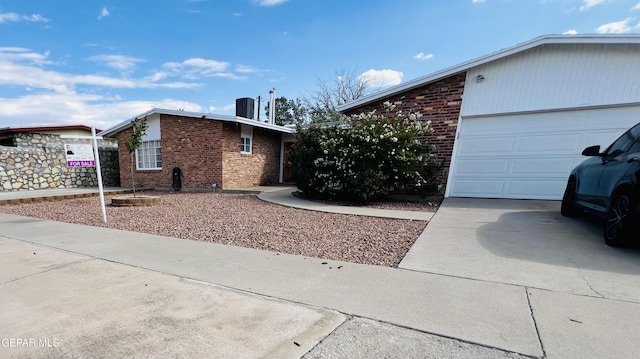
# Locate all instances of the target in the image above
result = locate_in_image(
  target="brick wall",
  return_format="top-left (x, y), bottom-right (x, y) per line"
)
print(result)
top-left (222, 123), bottom-right (281, 188)
top-left (343, 72), bottom-right (466, 193)
top-left (116, 115), bottom-right (281, 190)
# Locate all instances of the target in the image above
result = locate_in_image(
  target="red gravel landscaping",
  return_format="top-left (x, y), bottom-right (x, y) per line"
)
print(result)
top-left (0, 192), bottom-right (430, 267)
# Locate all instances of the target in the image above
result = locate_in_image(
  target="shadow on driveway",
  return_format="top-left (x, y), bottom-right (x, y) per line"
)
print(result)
top-left (476, 208), bottom-right (640, 275)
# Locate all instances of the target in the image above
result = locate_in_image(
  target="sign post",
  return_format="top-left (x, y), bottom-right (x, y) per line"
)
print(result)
top-left (61, 127), bottom-right (107, 223)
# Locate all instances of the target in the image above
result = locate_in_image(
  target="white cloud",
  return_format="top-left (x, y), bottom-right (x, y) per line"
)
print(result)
top-left (359, 69), bottom-right (403, 88)
top-left (414, 52), bottom-right (434, 61)
top-left (563, 29), bottom-right (578, 35)
top-left (146, 71), bottom-right (170, 82)
top-left (0, 11), bottom-right (50, 23)
top-left (580, 0), bottom-right (610, 11)
top-left (88, 54), bottom-right (145, 72)
top-left (0, 48), bottom-right (254, 127)
top-left (596, 18), bottom-right (636, 33)
top-left (634, 2), bottom-right (640, 10)
top-left (235, 64), bottom-right (261, 73)
top-left (0, 47), bottom-right (53, 66)
top-left (472, 0), bottom-right (486, 3)
top-left (251, 0), bottom-right (289, 6)
top-left (162, 58), bottom-right (247, 80)
top-left (98, 7), bottom-right (110, 20)
top-left (0, 48), bottom-right (201, 93)
top-left (182, 58), bottom-right (228, 71)
top-left (0, 93), bottom-right (202, 128)
top-left (208, 103), bottom-right (236, 114)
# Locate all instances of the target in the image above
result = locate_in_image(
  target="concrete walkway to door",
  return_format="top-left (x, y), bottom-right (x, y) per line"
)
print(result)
top-left (257, 186), bottom-right (434, 221)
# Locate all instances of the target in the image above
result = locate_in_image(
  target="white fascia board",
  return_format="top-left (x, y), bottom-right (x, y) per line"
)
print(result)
top-left (100, 108), bottom-right (157, 137)
top-left (100, 108), bottom-right (295, 137)
top-left (337, 34), bottom-right (640, 112)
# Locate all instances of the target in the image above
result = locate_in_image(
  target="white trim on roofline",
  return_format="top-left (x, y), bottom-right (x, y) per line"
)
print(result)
top-left (336, 34), bottom-right (640, 112)
top-left (100, 108), bottom-right (295, 138)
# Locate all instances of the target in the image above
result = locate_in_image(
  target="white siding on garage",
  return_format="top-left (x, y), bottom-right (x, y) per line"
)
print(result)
top-left (461, 44), bottom-right (640, 116)
top-left (446, 41), bottom-right (640, 200)
top-left (448, 106), bottom-right (640, 199)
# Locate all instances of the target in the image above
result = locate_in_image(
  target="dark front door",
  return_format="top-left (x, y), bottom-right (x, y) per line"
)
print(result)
top-left (283, 142), bottom-right (295, 183)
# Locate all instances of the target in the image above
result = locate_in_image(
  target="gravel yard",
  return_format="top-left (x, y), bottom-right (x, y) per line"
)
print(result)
top-left (0, 192), bottom-right (430, 267)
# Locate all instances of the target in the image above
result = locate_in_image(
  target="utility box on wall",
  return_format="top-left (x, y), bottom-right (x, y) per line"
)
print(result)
top-left (235, 98), bottom-right (255, 119)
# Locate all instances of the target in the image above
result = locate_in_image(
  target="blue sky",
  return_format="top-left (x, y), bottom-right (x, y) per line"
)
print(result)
top-left (1, 0), bottom-right (639, 129)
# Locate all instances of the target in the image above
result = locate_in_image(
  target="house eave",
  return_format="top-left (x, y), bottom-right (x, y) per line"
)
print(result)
top-left (0, 125), bottom-right (100, 135)
top-left (100, 108), bottom-right (296, 138)
top-left (337, 34), bottom-right (640, 112)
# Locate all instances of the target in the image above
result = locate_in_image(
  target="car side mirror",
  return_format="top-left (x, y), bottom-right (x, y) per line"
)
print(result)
top-left (581, 145), bottom-right (602, 156)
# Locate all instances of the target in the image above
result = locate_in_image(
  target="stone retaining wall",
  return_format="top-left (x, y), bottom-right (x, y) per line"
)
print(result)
top-left (0, 145), bottom-right (120, 191)
top-left (11, 132), bottom-right (118, 148)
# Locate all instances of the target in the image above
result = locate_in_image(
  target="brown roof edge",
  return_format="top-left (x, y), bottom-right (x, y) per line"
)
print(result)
top-left (0, 125), bottom-right (102, 135)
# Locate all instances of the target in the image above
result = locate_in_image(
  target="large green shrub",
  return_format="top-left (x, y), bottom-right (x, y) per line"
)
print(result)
top-left (288, 102), bottom-right (438, 203)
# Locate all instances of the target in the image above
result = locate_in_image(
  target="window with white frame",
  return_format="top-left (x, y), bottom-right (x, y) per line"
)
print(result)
top-left (240, 125), bottom-right (253, 154)
top-left (136, 140), bottom-right (162, 170)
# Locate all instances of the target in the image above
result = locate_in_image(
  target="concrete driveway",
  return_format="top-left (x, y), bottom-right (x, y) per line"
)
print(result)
top-left (400, 198), bottom-right (640, 302)
top-left (400, 198), bottom-right (640, 358)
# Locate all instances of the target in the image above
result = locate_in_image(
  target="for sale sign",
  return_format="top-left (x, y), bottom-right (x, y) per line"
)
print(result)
top-left (64, 143), bottom-right (95, 167)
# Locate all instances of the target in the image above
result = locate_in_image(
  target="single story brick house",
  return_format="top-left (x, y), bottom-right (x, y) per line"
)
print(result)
top-left (338, 34), bottom-right (640, 200)
top-left (100, 109), bottom-right (295, 190)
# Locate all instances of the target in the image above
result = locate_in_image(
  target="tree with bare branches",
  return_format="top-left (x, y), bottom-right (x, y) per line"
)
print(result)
top-left (304, 69), bottom-right (371, 123)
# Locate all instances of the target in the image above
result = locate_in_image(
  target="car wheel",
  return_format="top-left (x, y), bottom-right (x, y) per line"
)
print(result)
top-left (604, 191), bottom-right (635, 246)
top-left (561, 178), bottom-right (577, 217)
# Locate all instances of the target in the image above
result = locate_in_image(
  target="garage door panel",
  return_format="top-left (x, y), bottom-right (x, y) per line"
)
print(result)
top-left (510, 157), bottom-right (576, 176)
top-left (583, 108), bottom-right (640, 129)
top-left (453, 158), bottom-right (510, 176)
top-left (457, 137), bottom-right (514, 155)
top-left (459, 117), bottom-right (518, 136)
top-left (516, 134), bottom-right (582, 154)
top-left (449, 106), bottom-right (640, 199)
top-left (506, 179), bottom-right (566, 199)
top-left (449, 179), bottom-right (505, 197)
top-left (518, 115), bottom-right (585, 132)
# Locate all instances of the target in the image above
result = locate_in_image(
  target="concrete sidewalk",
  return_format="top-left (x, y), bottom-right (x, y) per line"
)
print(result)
top-left (1, 237), bottom-right (345, 359)
top-left (1, 213), bottom-right (539, 358)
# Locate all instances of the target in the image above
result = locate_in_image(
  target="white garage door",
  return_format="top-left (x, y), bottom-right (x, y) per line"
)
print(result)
top-left (448, 106), bottom-right (640, 200)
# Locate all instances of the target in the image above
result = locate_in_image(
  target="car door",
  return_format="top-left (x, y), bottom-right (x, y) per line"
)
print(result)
top-left (577, 124), bottom-right (640, 211)
top-left (596, 124), bottom-right (640, 205)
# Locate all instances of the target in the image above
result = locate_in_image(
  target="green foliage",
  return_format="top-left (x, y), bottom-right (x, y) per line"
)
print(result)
top-left (306, 105), bottom-right (344, 125)
top-left (288, 103), bottom-right (439, 203)
top-left (265, 97), bottom-right (308, 126)
top-left (124, 116), bottom-right (148, 196)
top-left (124, 116), bottom-right (149, 153)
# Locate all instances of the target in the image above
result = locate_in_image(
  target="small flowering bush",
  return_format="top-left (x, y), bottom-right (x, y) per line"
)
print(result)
top-left (288, 102), bottom-right (439, 203)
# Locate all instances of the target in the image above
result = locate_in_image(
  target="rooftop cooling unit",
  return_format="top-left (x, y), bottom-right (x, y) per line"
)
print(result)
top-left (235, 98), bottom-right (255, 119)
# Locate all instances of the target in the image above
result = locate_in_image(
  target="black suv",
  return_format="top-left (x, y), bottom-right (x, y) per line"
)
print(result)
top-left (561, 122), bottom-right (640, 246)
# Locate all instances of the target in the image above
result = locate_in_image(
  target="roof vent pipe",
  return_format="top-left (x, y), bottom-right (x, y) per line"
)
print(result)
top-left (268, 88), bottom-right (276, 125)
